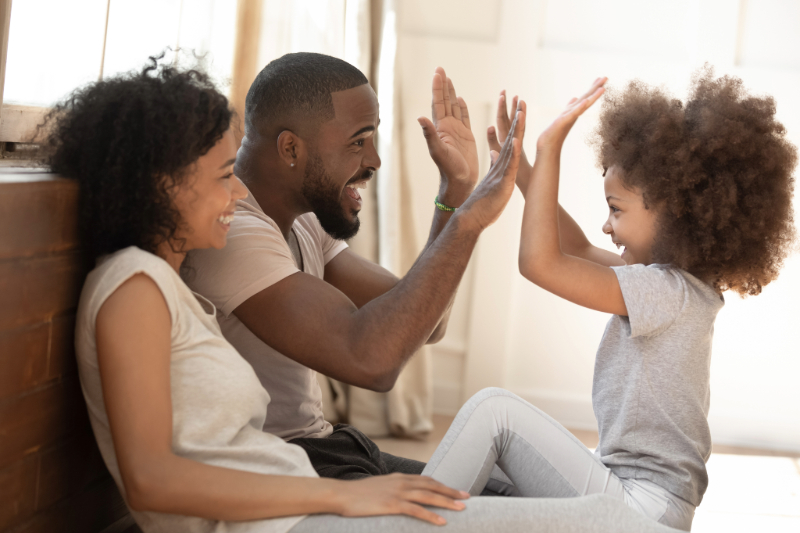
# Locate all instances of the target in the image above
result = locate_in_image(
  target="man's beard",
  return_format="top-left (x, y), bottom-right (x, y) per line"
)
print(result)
top-left (301, 152), bottom-right (365, 241)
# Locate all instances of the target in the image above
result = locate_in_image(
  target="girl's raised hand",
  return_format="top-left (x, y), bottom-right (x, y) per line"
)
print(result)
top-left (334, 473), bottom-right (469, 526)
top-left (537, 77), bottom-right (606, 151)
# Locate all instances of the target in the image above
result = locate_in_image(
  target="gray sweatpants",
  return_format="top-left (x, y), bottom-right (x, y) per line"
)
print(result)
top-left (289, 388), bottom-right (692, 532)
top-left (421, 388), bottom-right (695, 531)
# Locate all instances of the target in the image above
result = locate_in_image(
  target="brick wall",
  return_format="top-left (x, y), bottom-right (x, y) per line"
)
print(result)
top-left (0, 170), bottom-right (133, 533)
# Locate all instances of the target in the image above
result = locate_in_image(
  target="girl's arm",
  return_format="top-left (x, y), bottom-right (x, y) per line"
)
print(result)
top-left (488, 92), bottom-right (624, 268)
top-left (516, 79), bottom-right (628, 316)
top-left (95, 274), bottom-right (467, 525)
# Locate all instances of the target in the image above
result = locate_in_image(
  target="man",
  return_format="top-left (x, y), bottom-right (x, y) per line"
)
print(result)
top-left (187, 52), bottom-right (524, 480)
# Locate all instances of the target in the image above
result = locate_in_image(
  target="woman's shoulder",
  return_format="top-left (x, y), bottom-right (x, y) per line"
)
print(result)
top-left (80, 247), bottom-right (180, 323)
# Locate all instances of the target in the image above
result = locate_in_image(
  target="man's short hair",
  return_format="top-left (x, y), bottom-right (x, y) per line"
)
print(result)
top-left (245, 52), bottom-right (369, 135)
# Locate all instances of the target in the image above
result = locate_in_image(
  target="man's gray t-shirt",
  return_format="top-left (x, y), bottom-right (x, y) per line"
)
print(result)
top-left (593, 264), bottom-right (724, 507)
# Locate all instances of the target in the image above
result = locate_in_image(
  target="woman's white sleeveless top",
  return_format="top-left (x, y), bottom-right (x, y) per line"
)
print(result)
top-left (75, 246), bottom-right (318, 533)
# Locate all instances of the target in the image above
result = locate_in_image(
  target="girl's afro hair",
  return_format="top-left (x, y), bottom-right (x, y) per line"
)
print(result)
top-left (591, 66), bottom-right (797, 296)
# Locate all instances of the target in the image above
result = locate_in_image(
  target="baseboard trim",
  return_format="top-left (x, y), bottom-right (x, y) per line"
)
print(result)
top-left (507, 387), bottom-right (800, 454)
top-left (432, 382), bottom-right (462, 416)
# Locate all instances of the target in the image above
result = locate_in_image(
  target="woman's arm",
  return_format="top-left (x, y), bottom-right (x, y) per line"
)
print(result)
top-left (516, 79), bottom-right (628, 316)
top-left (95, 274), bottom-right (467, 525)
top-left (488, 92), bottom-right (624, 267)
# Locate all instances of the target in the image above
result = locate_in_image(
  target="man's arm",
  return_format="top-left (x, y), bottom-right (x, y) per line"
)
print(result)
top-left (234, 108), bottom-right (526, 392)
top-left (323, 66), bottom-right (480, 344)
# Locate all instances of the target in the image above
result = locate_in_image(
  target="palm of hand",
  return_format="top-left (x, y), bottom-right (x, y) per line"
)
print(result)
top-left (435, 115), bottom-right (479, 185)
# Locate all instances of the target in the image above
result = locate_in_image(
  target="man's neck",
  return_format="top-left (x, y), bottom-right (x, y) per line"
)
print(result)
top-left (238, 137), bottom-right (308, 241)
top-left (248, 179), bottom-right (307, 241)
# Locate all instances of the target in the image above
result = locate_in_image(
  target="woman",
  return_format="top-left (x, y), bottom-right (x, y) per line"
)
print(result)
top-left (48, 58), bottom-right (680, 533)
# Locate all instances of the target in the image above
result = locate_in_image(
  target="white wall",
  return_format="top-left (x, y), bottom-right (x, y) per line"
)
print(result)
top-left (397, 0), bottom-right (800, 452)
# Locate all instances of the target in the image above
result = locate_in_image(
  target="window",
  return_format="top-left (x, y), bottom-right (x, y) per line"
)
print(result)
top-left (0, 0), bottom-right (237, 158)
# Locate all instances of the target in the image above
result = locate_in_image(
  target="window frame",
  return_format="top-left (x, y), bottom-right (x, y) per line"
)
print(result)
top-left (0, 0), bottom-right (112, 148)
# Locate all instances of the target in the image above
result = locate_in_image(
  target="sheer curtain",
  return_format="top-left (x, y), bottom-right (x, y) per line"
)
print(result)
top-left (232, 0), bottom-right (432, 438)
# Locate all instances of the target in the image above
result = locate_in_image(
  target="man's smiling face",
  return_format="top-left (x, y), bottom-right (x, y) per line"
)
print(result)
top-left (301, 83), bottom-right (381, 240)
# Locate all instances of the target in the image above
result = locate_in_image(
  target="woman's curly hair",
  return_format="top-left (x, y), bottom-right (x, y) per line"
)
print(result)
top-left (40, 55), bottom-right (232, 260)
top-left (591, 67), bottom-right (797, 296)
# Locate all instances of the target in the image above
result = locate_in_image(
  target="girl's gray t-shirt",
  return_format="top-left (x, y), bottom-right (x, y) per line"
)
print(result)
top-left (593, 264), bottom-right (724, 507)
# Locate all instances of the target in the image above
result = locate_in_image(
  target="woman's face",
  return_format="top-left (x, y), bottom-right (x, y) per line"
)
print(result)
top-left (171, 129), bottom-right (247, 251)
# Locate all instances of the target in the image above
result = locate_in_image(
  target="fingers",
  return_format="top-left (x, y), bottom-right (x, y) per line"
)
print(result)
top-left (399, 502), bottom-right (448, 526)
top-left (503, 137), bottom-right (522, 179)
top-left (437, 67), bottom-right (453, 117)
top-left (502, 102), bottom-right (525, 154)
top-left (566, 77), bottom-right (607, 112)
top-left (417, 116), bottom-right (446, 159)
top-left (397, 476), bottom-right (467, 526)
top-left (565, 86), bottom-right (605, 120)
top-left (416, 476), bottom-right (470, 500)
top-left (458, 96), bottom-right (471, 129)
top-left (431, 70), bottom-right (446, 121)
top-left (579, 77), bottom-right (607, 101)
top-left (490, 105), bottom-right (525, 178)
top-left (495, 91), bottom-right (510, 140)
top-left (448, 78), bottom-right (461, 121)
top-left (512, 100), bottom-right (527, 142)
top-left (487, 126), bottom-right (502, 152)
top-left (489, 148), bottom-right (500, 166)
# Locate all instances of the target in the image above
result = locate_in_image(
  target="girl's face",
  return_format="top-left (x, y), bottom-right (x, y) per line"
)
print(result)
top-left (602, 166), bottom-right (658, 265)
top-left (171, 129), bottom-right (248, 252)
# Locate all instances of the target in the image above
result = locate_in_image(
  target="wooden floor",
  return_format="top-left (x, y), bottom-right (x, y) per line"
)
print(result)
top-left (373, 414), bottom-right (800, 533)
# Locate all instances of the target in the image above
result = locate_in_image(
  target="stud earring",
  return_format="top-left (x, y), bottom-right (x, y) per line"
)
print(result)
top-left (290, 163), bottom-right (295, 167)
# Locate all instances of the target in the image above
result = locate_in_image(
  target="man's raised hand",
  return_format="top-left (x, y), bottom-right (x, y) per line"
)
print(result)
top-left (417, 67), bottom-right (480, 208)
top-left (457, 100), bottom-right (526, 233)
top-left (488, 92), bottom-right (533, 191)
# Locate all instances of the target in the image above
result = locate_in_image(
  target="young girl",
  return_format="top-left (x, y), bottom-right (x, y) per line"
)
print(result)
top-left (437, 69), bottom-right (796, 530)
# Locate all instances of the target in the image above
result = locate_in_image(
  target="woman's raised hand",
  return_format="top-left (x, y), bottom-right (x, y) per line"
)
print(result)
top-left (334, 473), bottom-right (469, 526)
top-left (537, 77), bottom-right (606, 151)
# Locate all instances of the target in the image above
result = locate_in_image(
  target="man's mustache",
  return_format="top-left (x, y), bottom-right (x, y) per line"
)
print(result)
top-left (347, 169), bottom-right (374, 185)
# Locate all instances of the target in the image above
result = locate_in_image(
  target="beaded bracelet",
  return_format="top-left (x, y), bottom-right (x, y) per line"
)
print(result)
top-left (434, 196), bottom-right (457, 212)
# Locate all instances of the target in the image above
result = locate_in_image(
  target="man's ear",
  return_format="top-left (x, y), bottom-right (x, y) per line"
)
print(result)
top-left (276, 130), bottom-right (306, 170)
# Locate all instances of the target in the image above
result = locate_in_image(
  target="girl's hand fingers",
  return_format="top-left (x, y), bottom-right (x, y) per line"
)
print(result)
top-left (514, 101), bottom-right (527, 139)
top-left (399, 502), bottom-right (448, 526)
top-left (577, 77), bottom-right (607, 102)
top-left (567, 87), bottom-right (605, 118)
top-left (489, 149), bottom-right (500, 167)
top-left (496, 91), bottom-right (510, 140)
top-left (487, 126), bottom-right (503, 152)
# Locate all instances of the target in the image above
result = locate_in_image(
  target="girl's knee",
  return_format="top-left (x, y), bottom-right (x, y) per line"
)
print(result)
top-left (463, 388), bottom-right (532, 419)
top-left (470, 387), bottom-right (523, 403)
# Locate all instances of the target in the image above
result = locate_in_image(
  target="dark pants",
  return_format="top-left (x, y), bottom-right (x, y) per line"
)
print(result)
top-left (291, 424), bottom-right (426, 480)
top-left (291, 424), bottom-right (507, 496)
